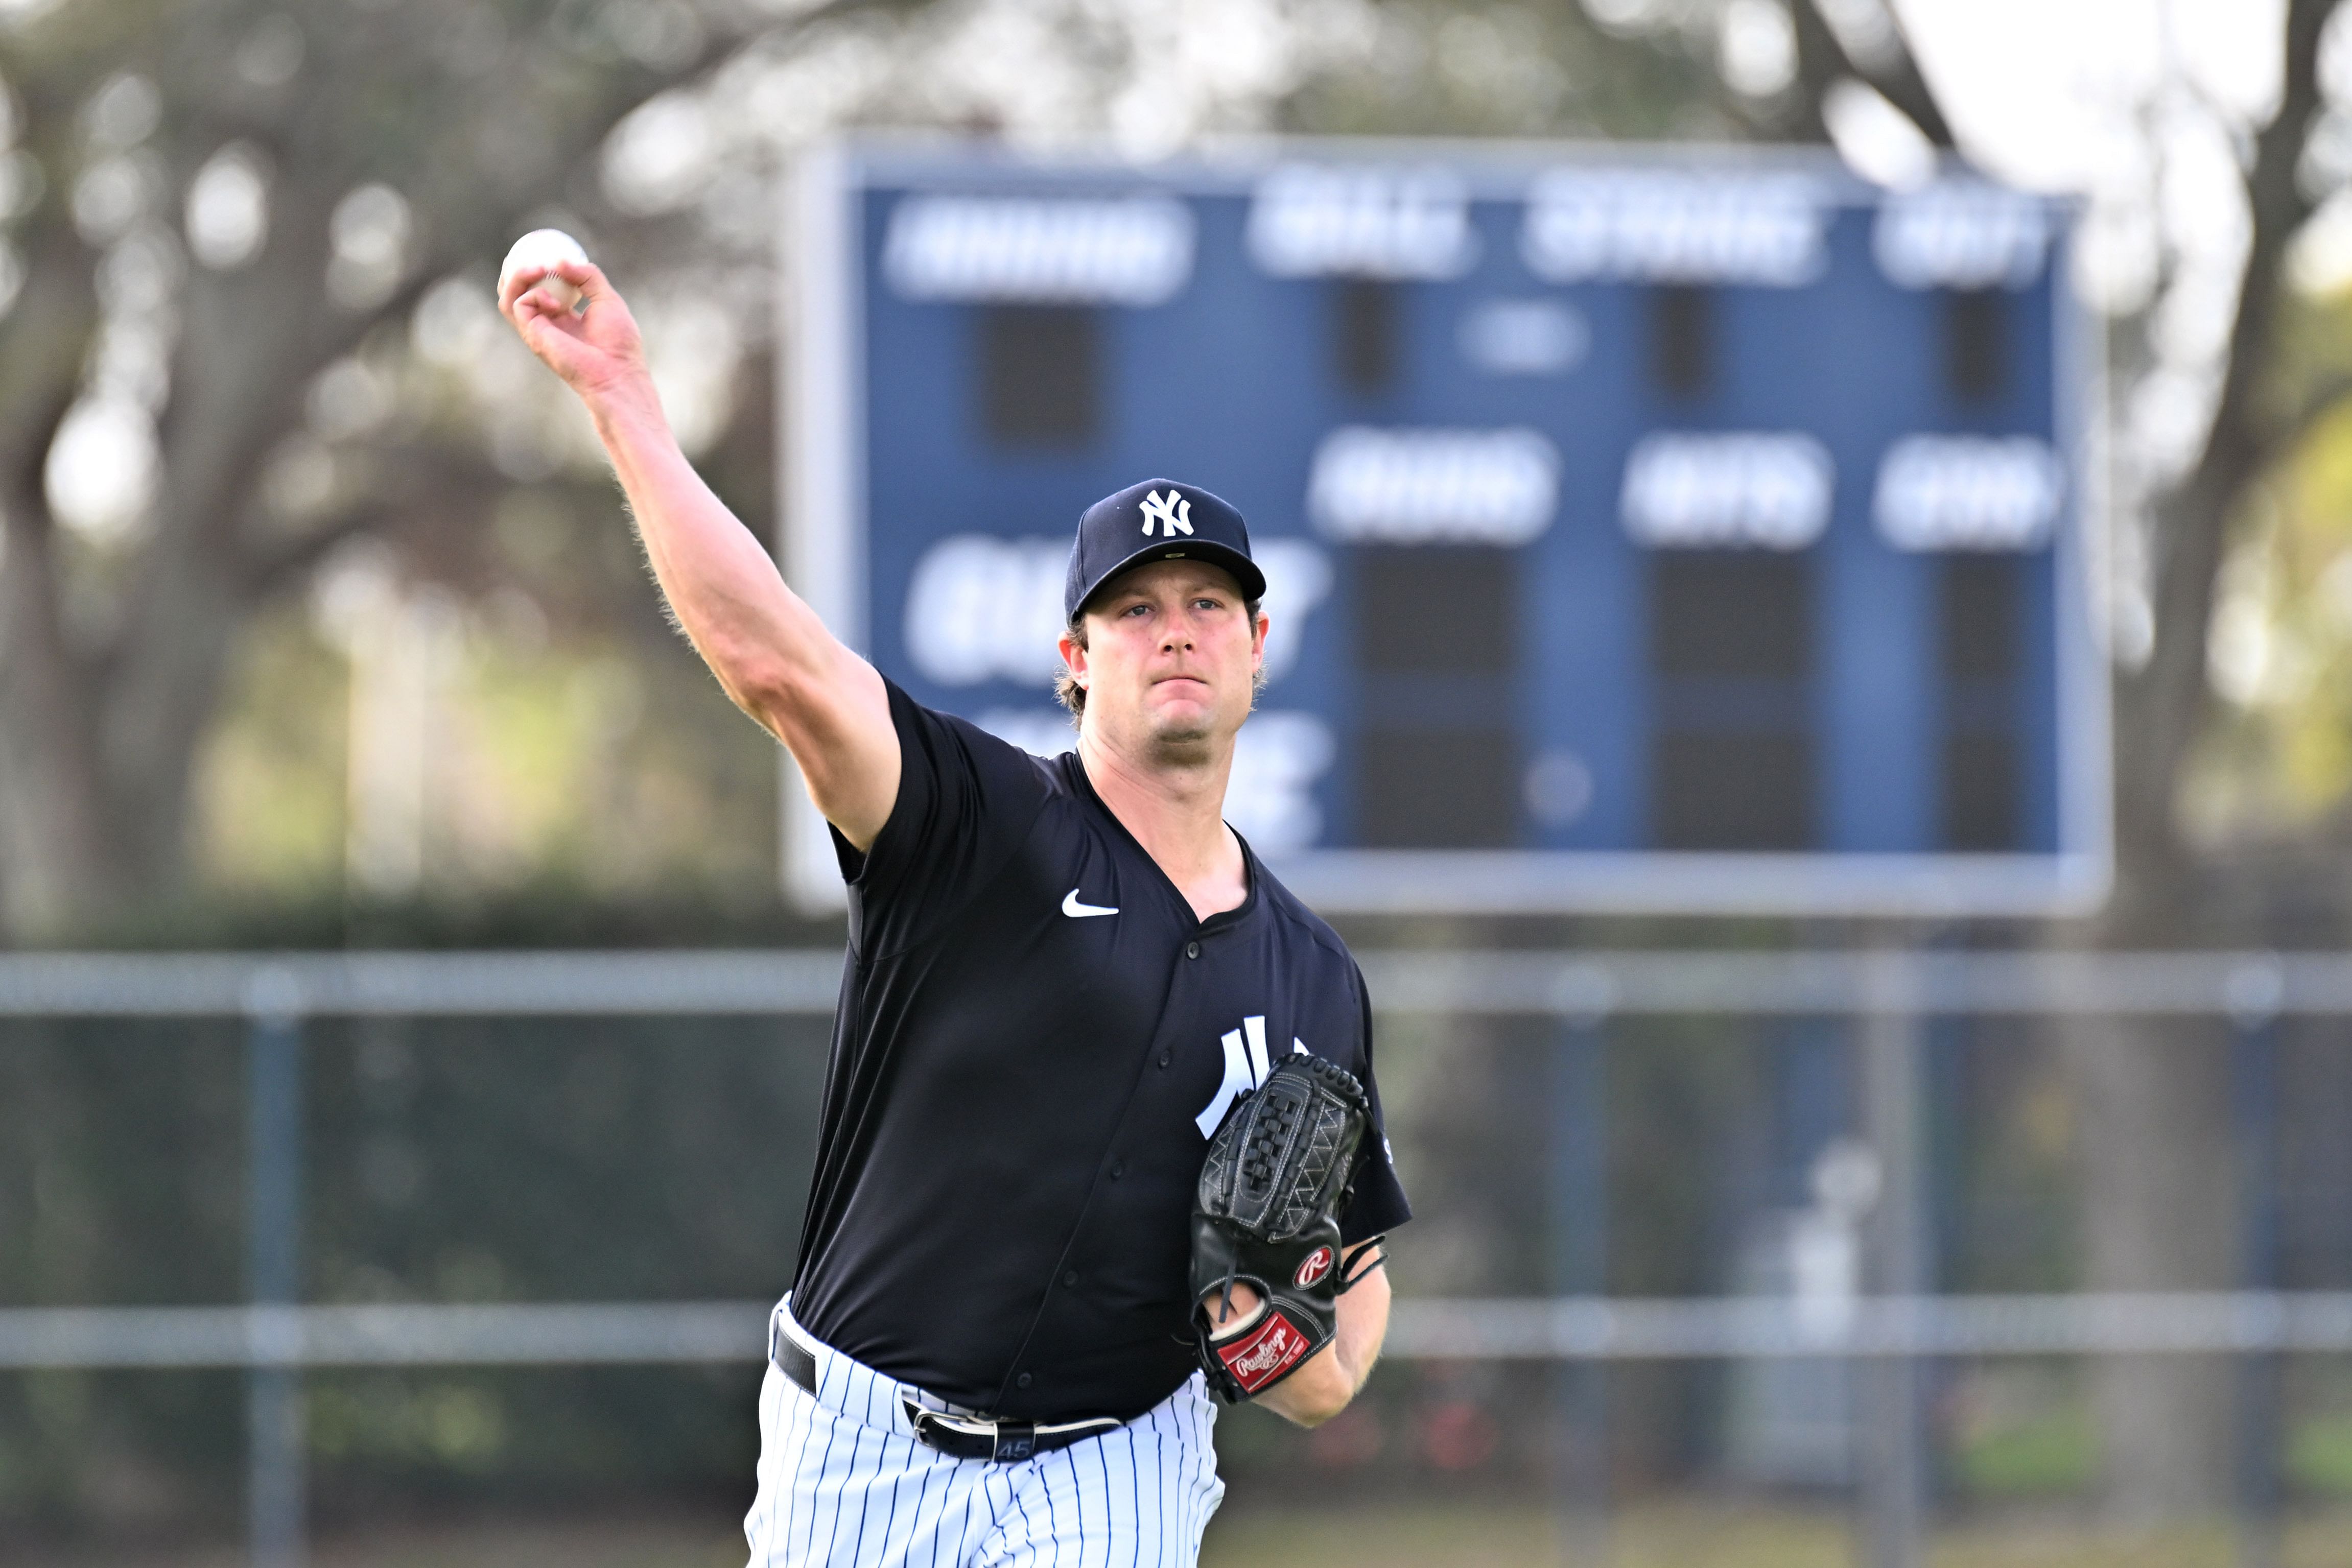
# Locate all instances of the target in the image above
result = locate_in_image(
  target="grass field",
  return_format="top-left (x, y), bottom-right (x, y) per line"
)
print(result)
top-left (15, 1502), bottom-right (2352, 1568)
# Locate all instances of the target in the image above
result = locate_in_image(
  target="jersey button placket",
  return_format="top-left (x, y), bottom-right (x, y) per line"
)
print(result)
top-left (1016, 1372), bottom-right (1032, 1389)
top-left (1185, 940), bottom-right (1200, 959)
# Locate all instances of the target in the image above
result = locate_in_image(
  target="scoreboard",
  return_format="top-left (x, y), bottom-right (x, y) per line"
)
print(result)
top-left (782, 138), bottom-right (2108, 916)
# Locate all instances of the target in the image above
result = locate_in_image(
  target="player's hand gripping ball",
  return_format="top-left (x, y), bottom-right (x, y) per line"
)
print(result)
top-left (1190, 1054), bottom-right (1373, 1403)
top-left (497, 229), bottom-right (646, 402)
top-left (500, 228), bottom-right (589, 313)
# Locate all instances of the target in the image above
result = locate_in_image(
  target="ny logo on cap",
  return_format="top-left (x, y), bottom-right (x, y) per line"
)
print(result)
top-left (1139, 489), bottom-right (1193, 538)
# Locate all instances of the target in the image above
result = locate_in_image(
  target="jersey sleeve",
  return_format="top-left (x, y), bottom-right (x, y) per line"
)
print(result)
top-left (1339, 963), bottom-right (1412, 1244)
top-left (833, 680), bottom-right (1052, 960)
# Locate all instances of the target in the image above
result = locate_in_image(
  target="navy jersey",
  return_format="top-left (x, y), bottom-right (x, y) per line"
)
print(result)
top-left (789, 681), bottom-right (1412, 1421)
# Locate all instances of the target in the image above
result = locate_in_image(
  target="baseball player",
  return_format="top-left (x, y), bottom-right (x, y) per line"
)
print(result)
top-left (503, 253), bottom-right (1410, 1566)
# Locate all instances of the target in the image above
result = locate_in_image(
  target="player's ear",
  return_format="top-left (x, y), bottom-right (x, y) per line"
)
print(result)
top-left (1059, 624), bottom-right (1089, 687)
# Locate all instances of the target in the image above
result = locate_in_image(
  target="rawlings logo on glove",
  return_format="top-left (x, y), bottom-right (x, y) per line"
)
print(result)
top-left (1216, 1314), bottom-right (1309, 1390)
top-left (1189, 1053), bottom-right (1373, 1403)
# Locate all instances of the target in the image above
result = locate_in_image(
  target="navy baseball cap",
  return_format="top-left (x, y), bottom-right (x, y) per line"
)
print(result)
top-left (1063, 478), bottom-right (1267, 622)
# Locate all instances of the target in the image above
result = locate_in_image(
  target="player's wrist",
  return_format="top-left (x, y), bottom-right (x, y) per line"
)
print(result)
top-left (584, 377), bottom-right (684, 477)
top-left (581, 365), bottom-right (666, 433)
top-left (1254, 1339), bottom-right (1354, 1426)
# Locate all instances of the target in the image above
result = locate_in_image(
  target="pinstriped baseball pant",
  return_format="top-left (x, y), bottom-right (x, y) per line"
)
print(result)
top-left (745, 1298), bottom-right (1226, 1568)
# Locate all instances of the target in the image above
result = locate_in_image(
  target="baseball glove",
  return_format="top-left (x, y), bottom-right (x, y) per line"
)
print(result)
top-left (1189, 1053), bottom-right (1378, 1403)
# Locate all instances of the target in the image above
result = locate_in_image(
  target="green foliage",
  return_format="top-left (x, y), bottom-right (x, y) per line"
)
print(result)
top-left (1282, 0), bottom-right (1733, 140)
top-left (1953, 1395), bottom-right (2098, 1498)
top-left (2288, 1412), bottom-right (2352, 1496)
top-left (2177, 288), bottom-right (2352, 850)
top-left (1942, 1023), bottom-right (2081, 1295)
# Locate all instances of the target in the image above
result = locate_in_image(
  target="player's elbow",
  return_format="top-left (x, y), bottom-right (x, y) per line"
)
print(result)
top-left (677, 616), bottom-right (788, 714)
top-left (723, 656), bottom-right (808, 735)
top-left (714, 639), bottom-right (841, 741)
top-left (1284, 1388), bottom-right (1353, 1429)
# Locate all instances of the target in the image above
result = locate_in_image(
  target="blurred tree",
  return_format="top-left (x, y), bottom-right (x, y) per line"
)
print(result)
top-left (2038, 0), bottom-right (2337, 1527)
top-left (1838, 0), bottom-right (2337, 1526)
top-left (0, 0), bottom-right (1658, 936)
top-left (1851, 0), bottom-right (2338, 1527)
top-left (1438, 0), bottom-right (2346, 1524)
top-left (0, 0), bottom-right (919, 939)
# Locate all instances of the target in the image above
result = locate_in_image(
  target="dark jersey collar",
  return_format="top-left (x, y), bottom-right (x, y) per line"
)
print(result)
top-left (1055, 748), bottom-right (1260, 935)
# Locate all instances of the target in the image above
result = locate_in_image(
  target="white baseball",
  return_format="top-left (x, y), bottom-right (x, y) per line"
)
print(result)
top-left (501, 228), bottom-right (590, 313)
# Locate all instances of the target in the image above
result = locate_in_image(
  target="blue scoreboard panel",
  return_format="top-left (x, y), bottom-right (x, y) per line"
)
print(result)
top-left (783, 139), bottom-right (2108, 915)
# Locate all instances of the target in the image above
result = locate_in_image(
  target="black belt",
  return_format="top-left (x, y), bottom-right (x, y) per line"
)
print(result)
top-left (771, 1328), bottom-right (1124, 1464)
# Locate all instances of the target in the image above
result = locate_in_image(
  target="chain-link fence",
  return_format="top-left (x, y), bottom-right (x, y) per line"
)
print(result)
top-left (6, 949), bottom-right (2350, 1567)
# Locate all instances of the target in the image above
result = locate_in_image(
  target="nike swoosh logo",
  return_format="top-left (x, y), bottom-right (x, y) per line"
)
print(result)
top-left (1062, 888), bottom-right (1118, 918)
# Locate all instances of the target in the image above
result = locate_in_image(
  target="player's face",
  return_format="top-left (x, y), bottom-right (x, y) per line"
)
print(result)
top-left (1063, 561), bottom-right (1267, 759)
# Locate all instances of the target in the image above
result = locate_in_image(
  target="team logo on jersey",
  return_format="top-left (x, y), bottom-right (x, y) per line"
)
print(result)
top-left (1294, 1246), bottom-right (1334, 1288)
top-left (1139, 489), bottom-right (1193, 537)
top-left (1195, 1016), bottom-right (1312, 1136)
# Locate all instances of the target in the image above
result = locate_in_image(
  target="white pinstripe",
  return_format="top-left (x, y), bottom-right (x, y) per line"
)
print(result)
top-left (745, 1298), bottom-right (1224, 1568)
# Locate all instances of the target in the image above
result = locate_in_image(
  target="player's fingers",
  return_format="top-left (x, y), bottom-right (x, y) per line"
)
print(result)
top-left (564, 265), bottom-right (647, 358)
top-left (508, 294), bottom-right (596, 378)
top-left (503, 261), bottom-right (638, 387)
top-left (546, 257), bottom-right (610, 316)
top-left (571, 264), bottom-right (638, 341)
top-left (1203, 1280), bottom-right (1264, 1328)
top-left (501, 260), bottom-right (594, 320)
top-left (507, 284), bottom-right (571, 339)
top-left (498, 265), bottom-right (553, 319)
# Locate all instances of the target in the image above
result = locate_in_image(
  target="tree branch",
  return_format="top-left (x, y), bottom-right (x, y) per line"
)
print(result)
top-left (1775, 0), bottom-right (1842, 142)
top-left (1822, 0), bottom-right (1956, 148)
top-left (1792, 0), bottom-right (1957, 150)
top-left (238, 432), bottom-right (517, 597)
top-left (2119, 0), bottom-right (2337, 883)
top-left (1734, 1), bottom-right (1957, 153)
